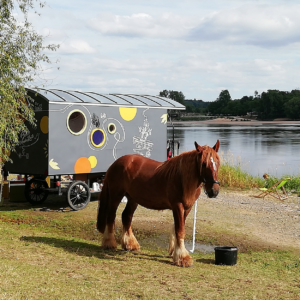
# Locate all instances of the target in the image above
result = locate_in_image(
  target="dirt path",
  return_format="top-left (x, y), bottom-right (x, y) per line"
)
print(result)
top-left (129, 189), bottom-right (300, 253)
top-left (191, 190), bottom-right (300, 252)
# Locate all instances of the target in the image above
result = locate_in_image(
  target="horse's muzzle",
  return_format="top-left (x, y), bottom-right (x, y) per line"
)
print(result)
top-left (204, 180), bottom-right (220, 198)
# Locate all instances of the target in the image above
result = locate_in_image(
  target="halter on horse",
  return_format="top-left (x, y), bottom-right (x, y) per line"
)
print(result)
top-left (97, 140), bottom-right (220, 267)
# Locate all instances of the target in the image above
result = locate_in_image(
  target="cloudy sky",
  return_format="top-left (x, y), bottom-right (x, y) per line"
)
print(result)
top-left (27, 0), bottom-right (300, 101)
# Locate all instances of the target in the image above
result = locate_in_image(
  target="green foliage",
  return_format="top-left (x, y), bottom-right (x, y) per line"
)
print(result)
top-left (284, 96), bottom-right (300, 119)
top-left (161, 88), bottom-right (300, 119)
top-left (218, 153), bottom-right (264, 189)
top-left (218, 153), bottom-right (300, 192)
top-left (264, 175), bottom-right (300, 193)
top-left (259, 90), bottom-right (287, 119)
top-left (287, 176), bottom-right (300, 192)
top-left (0, 0), bottom-right (58, 164)
top-left (184, 99), bottom-right (209, 113)
top-left (159, 89), bottom-right (185, 105)
top-left (208, 89), bottom-right (300, 119)
top-left (208, 90), bottom-right (232, 115)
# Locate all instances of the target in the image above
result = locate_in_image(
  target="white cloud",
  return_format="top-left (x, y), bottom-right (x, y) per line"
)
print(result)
top-left (189, 4), bottom-right (300, 47)
top-left (88, 12), bottom-right (195, 38)
top-left (58, 40), bottom-right (96, 54)
top-left (29, 0), bottom-right (300, 100)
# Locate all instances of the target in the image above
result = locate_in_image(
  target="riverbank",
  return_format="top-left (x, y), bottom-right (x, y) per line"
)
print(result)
top-left (168, 118), bottom-right (300, 126)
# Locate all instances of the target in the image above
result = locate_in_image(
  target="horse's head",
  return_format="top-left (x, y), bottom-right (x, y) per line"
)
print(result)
top-left (195, 140), bottom-right (220, 198)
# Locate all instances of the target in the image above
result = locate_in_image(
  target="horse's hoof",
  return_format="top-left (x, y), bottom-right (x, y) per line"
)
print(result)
top-left (121, 231), bottom-right (140, 251)
top-left (174, 255), bottom-right (193, 267)
top-left (121, 241), bottom-right (140, 251)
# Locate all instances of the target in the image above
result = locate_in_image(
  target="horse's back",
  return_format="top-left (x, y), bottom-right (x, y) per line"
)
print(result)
top-left (104, 154), bottom-right (172, 209)
top-left (106, 154), bottom-right (161, 184)
top-left (109, 154), bottom-right (158, 170)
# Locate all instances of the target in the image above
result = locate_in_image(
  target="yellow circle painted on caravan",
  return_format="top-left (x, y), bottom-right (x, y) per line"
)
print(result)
top-left (88, 156), bottom-right (97, 168)
top-left (40, 116), bottom-right (48, 134)
top-left (119, 107), bottom-right (137, 121)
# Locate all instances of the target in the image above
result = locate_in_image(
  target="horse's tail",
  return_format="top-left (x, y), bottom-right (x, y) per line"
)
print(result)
top-left (97, 180), bottom-right (109, 234)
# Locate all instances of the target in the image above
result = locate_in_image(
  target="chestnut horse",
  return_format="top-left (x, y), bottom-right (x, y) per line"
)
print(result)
top-left (97, 140), bottom-right (220, 267)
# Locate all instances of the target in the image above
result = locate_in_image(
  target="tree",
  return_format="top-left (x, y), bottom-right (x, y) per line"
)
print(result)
top-left (217, 90), bottom-right (231, 106)
top-left (159, 89), bottom-right (169, 98)
top-left (208, 90), bottom-right (232, 115)
top-left (284, 97), bottom-right (300, 119)
top-left (254, 90), bottom-right (260, 98)
top-left (259, 90), bottom-right (286, 119)
top-left (0, 0), bottom-right (58, 166)
top-left (159, 90), bottom-right (185, 105)
top-left (185, 103), bottom-right (194, 113)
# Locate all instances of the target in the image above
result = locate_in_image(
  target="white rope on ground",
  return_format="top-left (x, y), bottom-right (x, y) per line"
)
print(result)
top-left (189, 199), bottom-right (198, 253)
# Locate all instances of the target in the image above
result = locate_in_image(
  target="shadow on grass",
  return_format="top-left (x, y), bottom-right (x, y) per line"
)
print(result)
top-left (0, 202), bottom-right (68, 212)
top-left (20, 236), bottom-right (173, 265)
top-left (196, 258), bottom-right (215, 265)
top-left (0, 197), bottom-right (99, 212)
top-left (130, 251), bottom-right (174, 265)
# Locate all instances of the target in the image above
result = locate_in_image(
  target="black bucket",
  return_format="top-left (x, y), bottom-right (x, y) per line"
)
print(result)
top-left (214, 246), bottom-right (238, 265)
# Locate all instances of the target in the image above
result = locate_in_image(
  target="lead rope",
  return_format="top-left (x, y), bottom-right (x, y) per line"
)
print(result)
top-left (190, 198), bottom-right (198, 253)
top-left (190, 179), bottom-right (220, 252)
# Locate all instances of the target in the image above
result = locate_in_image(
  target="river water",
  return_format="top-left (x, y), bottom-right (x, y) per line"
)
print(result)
top-left (167, 124), bottom-right (300, 178)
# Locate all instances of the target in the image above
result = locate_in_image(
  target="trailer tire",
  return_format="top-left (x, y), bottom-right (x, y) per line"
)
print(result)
top-left (24, 178), bottom-right (49, 205)
top-left (67, 181), bottom-right (91, 211)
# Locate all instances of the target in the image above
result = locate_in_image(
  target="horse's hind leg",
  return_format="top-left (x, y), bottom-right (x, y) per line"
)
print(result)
top-left (171, 203), bottom-right (193, 267)
top-left (121, 198), bottom-right (140, 251)
top-left (102, 194), bottom-right (123, 250)
top-left (168, 225), bottom-right (176, 256)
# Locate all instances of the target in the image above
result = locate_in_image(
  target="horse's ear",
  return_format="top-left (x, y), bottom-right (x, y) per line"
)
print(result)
top-left (213, 140), bottom-right (220, 153)
top-left (194, 141), bottom-right (203, 152)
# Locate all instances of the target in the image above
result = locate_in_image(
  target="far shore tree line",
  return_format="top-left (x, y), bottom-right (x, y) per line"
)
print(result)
top-left (160, 89), bottom-right (300, 120)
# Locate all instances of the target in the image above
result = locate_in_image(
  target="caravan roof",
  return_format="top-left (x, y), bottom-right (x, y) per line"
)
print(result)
top-left (27, 88), bottom-right (185, 110)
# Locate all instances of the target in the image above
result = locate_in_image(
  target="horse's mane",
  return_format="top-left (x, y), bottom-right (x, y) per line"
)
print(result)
top-left (156, 146), bottom-right (219, 200)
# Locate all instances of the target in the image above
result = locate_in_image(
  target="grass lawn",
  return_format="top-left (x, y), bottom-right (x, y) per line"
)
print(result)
top-left (0, 197), bottom-right (299, 299)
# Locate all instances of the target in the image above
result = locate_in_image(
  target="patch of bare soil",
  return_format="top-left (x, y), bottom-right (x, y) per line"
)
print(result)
top-left (123, 190), bottom-right (300, 253)
top-left (194, 190), bottom-right (300, 252)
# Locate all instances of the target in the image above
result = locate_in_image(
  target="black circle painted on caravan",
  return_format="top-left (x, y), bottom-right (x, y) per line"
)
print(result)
top-left (108, 123), bottom-right (116, 134)
top-left (67, 110), bottom-right (87, 135)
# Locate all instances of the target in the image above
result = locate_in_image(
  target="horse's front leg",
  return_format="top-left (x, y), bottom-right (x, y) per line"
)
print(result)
top-left (171, 203), bottom-right (193, 267)
top-left (121, 199), bottom-right (140, 251)
top-left (168, 207), bottom-right (192, 256)
top-left (169, 188), bottom-right (200, 255)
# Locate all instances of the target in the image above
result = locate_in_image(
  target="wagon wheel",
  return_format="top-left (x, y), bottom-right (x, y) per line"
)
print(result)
top-left (67, 180), bottom-right (91, 211)
top-left (24, 178), bottom-right (49, 205)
